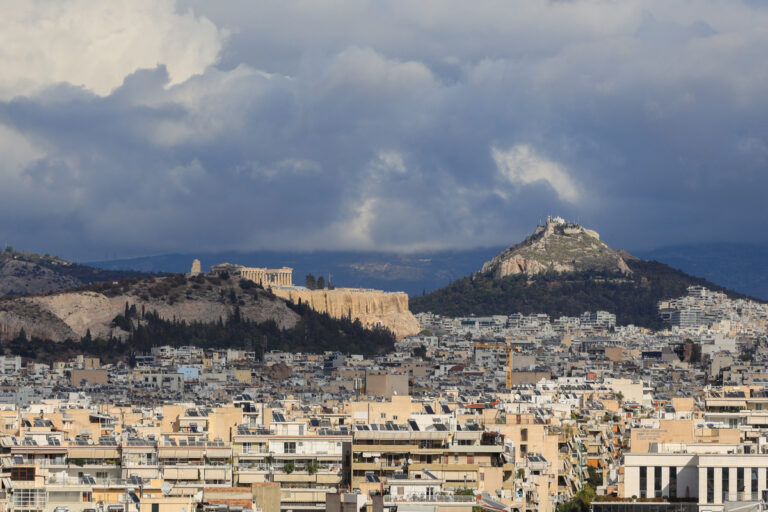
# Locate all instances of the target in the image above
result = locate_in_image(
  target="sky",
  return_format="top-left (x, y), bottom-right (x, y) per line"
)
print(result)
top-left (1, 0), bottom-right (768, 261)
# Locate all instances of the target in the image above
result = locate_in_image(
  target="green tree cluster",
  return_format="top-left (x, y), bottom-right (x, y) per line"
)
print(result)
top-left (411, 260), bottom-right (748, 329)
top-left (305, 273), bottom-right (329, 290)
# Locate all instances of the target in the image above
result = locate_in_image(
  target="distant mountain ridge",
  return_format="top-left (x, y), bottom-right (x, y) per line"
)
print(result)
top-left (0, 248), bottom-right (149, 297)
top-left (85, 248), bottom-right (504, 296)
top-left (638, 242), bottom-right (768, 301)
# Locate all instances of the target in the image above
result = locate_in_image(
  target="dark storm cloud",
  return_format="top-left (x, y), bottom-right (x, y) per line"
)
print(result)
top-left (1, 0), bottom-right (767, 259)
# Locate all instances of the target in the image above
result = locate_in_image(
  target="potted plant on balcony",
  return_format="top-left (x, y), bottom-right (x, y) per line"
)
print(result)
top-left (284, 462), bottom-right (295, 474)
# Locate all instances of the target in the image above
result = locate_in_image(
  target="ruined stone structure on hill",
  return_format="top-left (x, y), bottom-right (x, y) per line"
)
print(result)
top-left (210, 263), bottom-right (293, 286)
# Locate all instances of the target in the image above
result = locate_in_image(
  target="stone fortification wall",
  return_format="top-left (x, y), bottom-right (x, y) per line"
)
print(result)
top-left (272, 287), bottom-right (420, 339)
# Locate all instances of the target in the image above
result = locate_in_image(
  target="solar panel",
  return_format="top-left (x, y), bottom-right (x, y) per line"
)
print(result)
top-left (409, 420), bottom-right (420, 431)
top-left (80, 475), bottom-right (96, 484)
top-left (441, 405), bottom-right (451, 414)
top-left (424, 405), bottom-right (435, 414)
top-left (127, 475), bottom-right (144, 486)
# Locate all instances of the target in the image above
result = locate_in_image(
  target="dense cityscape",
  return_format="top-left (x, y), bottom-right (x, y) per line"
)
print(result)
top-left (0, 264), bottom-right (766, 512)
top-left (3, 2), bottom-right (768, 512)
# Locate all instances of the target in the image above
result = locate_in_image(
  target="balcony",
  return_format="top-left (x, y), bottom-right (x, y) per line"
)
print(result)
top-left (384, 494), bottom-right (475, 503)
top-left (46, 475), bottom-right (141, 487)
top-left (352, 444), bottom-right (418, 453)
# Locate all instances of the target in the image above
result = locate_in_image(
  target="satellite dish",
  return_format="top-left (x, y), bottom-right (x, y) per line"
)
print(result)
top-left (161, 482), bottom-right (174, 496)
top-left (408, 458), bottom-right (413, 464)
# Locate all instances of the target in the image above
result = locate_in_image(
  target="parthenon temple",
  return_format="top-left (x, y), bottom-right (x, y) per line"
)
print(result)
top-left (209, 263), bottom-right (293, 287)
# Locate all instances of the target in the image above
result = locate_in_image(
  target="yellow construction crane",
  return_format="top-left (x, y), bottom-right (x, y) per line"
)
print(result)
top-left (505, 336), bottom-right (512, 390)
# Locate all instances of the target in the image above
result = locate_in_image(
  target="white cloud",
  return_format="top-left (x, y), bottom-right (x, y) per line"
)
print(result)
top-left (321, 47), bottom-right (436, 97)
top-left (492, 144), bottom-right (582, 204)
top-left (0, 0), bottom-right (223, 100)
top-left (371, 151), bottom-right (407, 177)
top-left (168, 159), bottom-right (206, 195)
top-left (0, 124), bottom-right (44, 179)
top-left (3, 1), bottom-right (768, 256)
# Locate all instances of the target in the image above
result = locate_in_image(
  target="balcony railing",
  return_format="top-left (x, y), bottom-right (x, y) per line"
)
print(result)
top-left (385, 494), bottom-right (475, 503)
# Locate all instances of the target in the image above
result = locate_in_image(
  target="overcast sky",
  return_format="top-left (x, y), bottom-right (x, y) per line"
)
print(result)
top-left (1, 0), bottom-right (767, 261)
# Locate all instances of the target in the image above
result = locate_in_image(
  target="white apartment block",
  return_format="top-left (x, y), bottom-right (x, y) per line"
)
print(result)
top-left (624, 452), bottom-right (768, 510)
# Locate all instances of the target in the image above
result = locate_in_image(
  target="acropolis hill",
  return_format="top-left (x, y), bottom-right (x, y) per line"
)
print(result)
top-left (200, 262), bottom-right (419, 339)
top-left (271, 287), bottom-right (419, 339)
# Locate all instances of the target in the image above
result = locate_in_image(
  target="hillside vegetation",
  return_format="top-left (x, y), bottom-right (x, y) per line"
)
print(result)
top-left (0, 273), bottom-right (395, 361)
top-left (0, 247), bottom-right (149, 296)
top-left (410, 260), bottom-right (749, 329)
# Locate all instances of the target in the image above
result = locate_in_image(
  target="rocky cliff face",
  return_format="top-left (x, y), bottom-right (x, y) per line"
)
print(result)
top-left (0, 275), bottom-right (300, 342)
top-left (481, 217), bottom-right (631, 279)
top-left (272, 287), bottom-right (420, 339)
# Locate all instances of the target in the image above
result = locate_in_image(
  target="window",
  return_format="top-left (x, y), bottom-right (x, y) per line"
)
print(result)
top-left (381, 413), bottom-right (386, 419)
top-left (738, 467), bottom-right (745, 499)
top-left (640, 467), bottom-right (647, 498)
top-left (655, 466), bottom-right (662, 497)
top-left (12, 489), bottom-right (46, 509)
top-left (11, 467), bottom-right (35, 481)
top-left (467, 455), bottom-right (474, 464)
top-left (706, 467), bottom-right (714, 503)
top-left (152, 504), bottom-right (159, 512)
top-left (666, 466), bottom-right (676, 498)
top-left (723, 468), bottom-right (729, 502)
top-left (284, 442), bottom-right (296, 454)
top-left (752, 468), bottom-right (759, 501)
